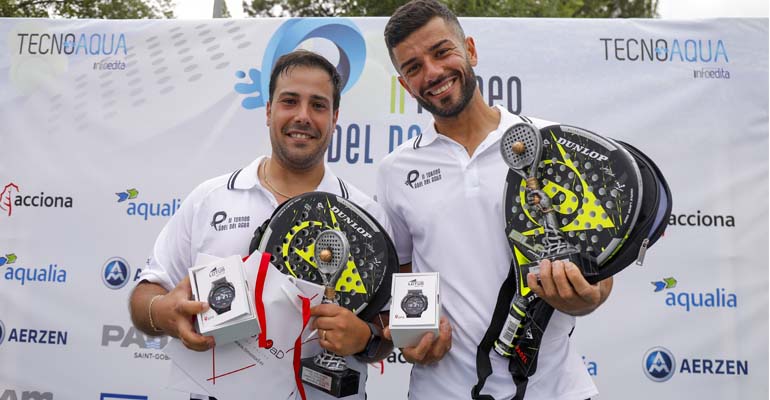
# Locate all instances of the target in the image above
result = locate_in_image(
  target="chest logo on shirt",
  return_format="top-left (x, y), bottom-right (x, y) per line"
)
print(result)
top-left (405, 168), bottom-right (442, 189)
top-left (210, 210), bottom-right (251, 232)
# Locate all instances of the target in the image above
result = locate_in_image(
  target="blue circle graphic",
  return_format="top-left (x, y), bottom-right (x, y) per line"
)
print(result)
top-left (102, 257), bottom-right (131, 290)
top-left (643, 346), bottom-right (676, 382)
top-left (235, 18), bottom-right (366, 109)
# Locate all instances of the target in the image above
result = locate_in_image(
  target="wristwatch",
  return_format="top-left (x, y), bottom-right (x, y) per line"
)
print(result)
top-left (356, 321), bottom-right (384, 360)
top-left (208, 277), bottom-right (235, 314)
top-left (401, 289), bottom-right (429, 318)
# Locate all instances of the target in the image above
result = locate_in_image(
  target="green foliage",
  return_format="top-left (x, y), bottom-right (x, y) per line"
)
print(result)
top-left (243, 0), bottom-right (658, 18)
top-left (0, 0), bottom-right (175, 19)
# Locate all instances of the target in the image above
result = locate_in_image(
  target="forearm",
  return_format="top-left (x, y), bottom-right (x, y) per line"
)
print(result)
top-left (129, 281), bottom-right (169, 336)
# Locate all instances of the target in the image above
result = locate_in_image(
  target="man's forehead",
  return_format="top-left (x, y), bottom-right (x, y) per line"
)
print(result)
top-left (274, 66), bottom-right (334, 95)
top-left (394, 18), bottom-right (461, 57)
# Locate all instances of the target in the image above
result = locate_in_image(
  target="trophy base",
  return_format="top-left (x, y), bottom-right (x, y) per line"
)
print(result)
top-left (300, 357), bottom-right (360, 398)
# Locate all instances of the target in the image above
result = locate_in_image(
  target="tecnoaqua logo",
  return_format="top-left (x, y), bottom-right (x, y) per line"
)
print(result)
top-left (644, 346), bottom-right (675, 382)
top-left (102, 257), bottom-right (130, 289)
top-left (234, 18), bottom-right (366, 109)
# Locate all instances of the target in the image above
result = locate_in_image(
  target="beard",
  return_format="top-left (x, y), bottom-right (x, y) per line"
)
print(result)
top-left (415, 61), bottom-right (478, 118)
top-left (270, 123), bottom-right (329, 171)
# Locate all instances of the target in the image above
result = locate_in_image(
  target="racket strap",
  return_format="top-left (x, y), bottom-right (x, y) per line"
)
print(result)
top-left (472, 264), bottom-right (556, 400)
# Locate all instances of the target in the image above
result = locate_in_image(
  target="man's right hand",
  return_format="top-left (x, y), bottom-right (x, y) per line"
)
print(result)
top-left (383, 316), bottom-right (452, 365)
top-left (130, 278), bottom-right (214, 352)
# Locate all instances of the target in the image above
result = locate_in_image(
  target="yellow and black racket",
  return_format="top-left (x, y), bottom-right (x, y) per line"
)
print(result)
top-left (249, 192), bottom-right (397, 321)
top-left (475, 122), bottom-right (670, 400)
top-left (503, 123), bottom-right (643, 283)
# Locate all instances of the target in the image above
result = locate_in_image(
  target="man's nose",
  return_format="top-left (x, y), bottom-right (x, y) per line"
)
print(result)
top-left (293, 102), bottom-right (311, 124)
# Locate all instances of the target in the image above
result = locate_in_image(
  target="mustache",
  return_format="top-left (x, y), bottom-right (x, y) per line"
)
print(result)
top-left (421, 73), bottom-right (457, 96)
top-left (282, 123), bottom-right (318, 136)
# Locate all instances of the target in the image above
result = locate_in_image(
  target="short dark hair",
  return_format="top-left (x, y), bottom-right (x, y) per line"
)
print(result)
top-left (384, 0), bottom-right (465, 68)
top-left (268, 50), bottom-right (342, 111)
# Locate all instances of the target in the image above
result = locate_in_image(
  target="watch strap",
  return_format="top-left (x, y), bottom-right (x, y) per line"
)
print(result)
top-left (355, 321), bottom-right (383, 359)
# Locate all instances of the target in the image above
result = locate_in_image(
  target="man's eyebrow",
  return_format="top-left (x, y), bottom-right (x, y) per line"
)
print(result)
top-left (399, 39), bottom-right (453, 71)
top-left (310, 94), bottom-right (330, 103)
top-left (277, 91), bottom-right (330, 103)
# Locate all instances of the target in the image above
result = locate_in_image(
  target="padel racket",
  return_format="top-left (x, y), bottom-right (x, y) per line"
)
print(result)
top-left (504, 123), bottom-right (643, 282)
top-left (250, 192), bottom-right (397, 322)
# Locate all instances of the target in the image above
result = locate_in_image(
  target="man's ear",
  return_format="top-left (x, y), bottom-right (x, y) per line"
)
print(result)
top-left (465, 36), bottom-right (478, 67)
top-left (332, 107), bottom-right (339, 126)
top-left (397, 76), bottom-right (416, 98)
top-left (265, 101), bottom-right (272, 126)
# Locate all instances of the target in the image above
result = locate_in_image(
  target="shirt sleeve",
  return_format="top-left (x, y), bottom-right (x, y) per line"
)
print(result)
top-left (137, 183), bottom-right (205, 291)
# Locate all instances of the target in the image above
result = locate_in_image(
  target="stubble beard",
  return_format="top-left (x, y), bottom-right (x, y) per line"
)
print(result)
top-left (416, 61), bottom-right (478, 118)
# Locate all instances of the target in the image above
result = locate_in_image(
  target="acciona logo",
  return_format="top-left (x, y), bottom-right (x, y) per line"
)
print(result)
top-left (668, 210), bottom-right (735, 228)
top-left (1, 182), bottom-right (73, 218)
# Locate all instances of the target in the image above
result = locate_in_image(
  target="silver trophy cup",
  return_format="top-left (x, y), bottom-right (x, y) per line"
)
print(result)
top-left (300, 229), bottom-right (360, 397)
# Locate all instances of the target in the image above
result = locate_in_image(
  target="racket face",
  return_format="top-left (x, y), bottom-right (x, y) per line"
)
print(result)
top-left (315, 230), bottom-right (350, 277)
top-left (257, 192), bottom-right (396, 317)
top-left (504, 125), bottom-right (643, 271)
top-left (500, 122), bottom-right (542, 172)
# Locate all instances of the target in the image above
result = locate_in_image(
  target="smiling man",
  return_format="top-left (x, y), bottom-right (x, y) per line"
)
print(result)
top-left (129, 50), bottom-right (392, 400)
top-left (377, 1), bottom-right (613, 400)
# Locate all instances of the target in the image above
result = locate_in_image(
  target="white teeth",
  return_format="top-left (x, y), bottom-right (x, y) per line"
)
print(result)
top-left (289, 133), bottom-right (311, 139)
top-left (430, 80), bottom-right (454, 96)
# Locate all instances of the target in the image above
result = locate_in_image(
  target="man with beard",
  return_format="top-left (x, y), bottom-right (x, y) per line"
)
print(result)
top-left (129, 50), bottom-right (392, 400)
top-left (377, 1), bottom-right (613, 399)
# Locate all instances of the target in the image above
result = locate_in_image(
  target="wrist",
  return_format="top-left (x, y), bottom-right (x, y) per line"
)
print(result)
top-left (355, 321), bottom-right (382, 358)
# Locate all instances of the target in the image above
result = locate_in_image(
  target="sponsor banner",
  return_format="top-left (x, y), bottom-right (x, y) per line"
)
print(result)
top-left (0, 16), bottom-right (767, 400)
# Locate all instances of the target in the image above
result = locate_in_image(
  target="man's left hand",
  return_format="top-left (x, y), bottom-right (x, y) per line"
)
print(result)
top-left (527, 259), bottom-right (613, 316)
top-left (310, 304), bottom-right (370, 356)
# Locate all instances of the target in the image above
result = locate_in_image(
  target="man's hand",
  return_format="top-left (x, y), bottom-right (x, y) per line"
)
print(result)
top-left (526, 259), bottom-right (613, 316)
top-left (383, 316), bottom-right (452, 365)
top-left (310, 303), bottom-right (371, 356)
top-left (130, 278), bottom-right (214, 352)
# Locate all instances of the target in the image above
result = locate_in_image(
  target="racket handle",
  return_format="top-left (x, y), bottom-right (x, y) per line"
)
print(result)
top-left (494, 295), bottom-right (528, 357)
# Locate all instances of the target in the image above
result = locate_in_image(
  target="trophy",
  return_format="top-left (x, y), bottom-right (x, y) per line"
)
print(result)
top-left (495, 122), bottom-right (580, 358)
top-left (300, 229), bottom-right (359, 398)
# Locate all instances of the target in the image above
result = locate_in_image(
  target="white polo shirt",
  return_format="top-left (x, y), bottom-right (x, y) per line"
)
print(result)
top-left (376, 106), bottom-right (598, 400)
top-left (139, 155), bottom-right (390, 400)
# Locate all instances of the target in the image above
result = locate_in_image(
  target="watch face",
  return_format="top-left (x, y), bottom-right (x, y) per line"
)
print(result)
top-left (402, 296), bottom-right (427, 314)
top-left (210, 285), bottom-right (235, 309)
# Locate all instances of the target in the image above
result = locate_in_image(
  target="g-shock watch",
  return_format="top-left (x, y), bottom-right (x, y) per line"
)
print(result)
top-left (401, 289), bottom-right (428, 318)
top-left (208, 277), bottom-right (235, 314)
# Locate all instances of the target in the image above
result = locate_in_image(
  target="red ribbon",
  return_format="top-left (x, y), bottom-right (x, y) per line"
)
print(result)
top-left (293, 295), bottom-right (312, 400)
top-left (255, 252), bottom-right (271, 348)
top-left (253, 251), bottom-right (312, 399)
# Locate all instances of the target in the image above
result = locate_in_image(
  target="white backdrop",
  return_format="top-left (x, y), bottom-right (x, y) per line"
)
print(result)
top-left (0, 16), bottom-right (767, 400)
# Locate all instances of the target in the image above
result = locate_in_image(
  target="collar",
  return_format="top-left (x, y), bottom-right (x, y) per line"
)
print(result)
top-left (415, 105), bottom-right (523, 149)
top-left (227, 156), bottom-right (348, 198)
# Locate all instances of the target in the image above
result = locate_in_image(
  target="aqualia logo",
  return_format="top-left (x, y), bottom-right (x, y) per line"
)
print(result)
top-left (644, 346), bottom-right (676, 382)
top-left (2, 253), bottom-right (67, 286)
top-left (652, 277), bottom-right (738, 312)
top-left (102, 257), bottom-right (130, 290)
top-left (233, 18), bottom-right (366, 110)
top-left (115, 188), bottom-right (181, 220)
